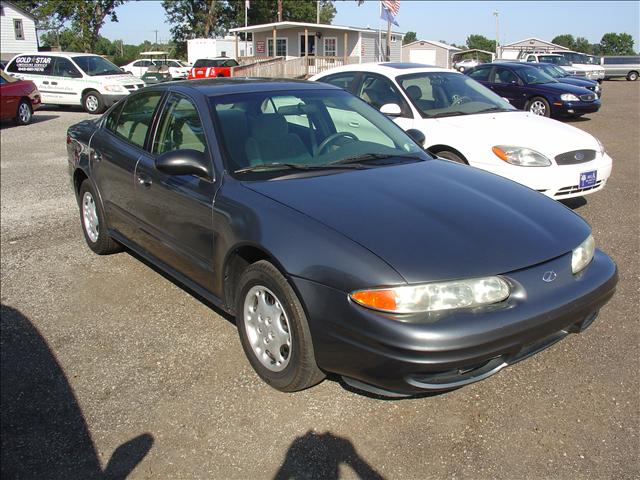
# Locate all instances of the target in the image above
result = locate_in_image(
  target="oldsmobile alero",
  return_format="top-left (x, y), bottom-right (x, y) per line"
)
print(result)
top-left (67, 79), bottom-right (618, 397)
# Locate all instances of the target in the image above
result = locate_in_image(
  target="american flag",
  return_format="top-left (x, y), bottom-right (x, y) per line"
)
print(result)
top-left (382, 0), bottom-right (400, 15)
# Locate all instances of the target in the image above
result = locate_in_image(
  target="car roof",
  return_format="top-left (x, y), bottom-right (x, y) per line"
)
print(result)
top-left (11, 52), bottom-right (103, 58)
top-left (157, 78), bottom-right (341, 97)
top-left (313, 62), bottom-right (456, 78)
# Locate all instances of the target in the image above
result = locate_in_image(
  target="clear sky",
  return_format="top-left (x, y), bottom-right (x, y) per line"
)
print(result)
top-left (101, 0), bottom-right (640, 49)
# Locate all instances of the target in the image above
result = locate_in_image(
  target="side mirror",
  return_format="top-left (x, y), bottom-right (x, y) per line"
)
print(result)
top-left (380, 103), bottom-right (402, 116)
top-left (155, 149), bottom-right (211, 179)
top-left (406, 128), bottom-right (425, 146)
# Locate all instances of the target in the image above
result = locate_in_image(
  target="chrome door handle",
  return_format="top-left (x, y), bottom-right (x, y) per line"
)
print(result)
top-left (137, 174), bottom-right (152, 187)
top-left (43, 81), bottom-right (49, 85)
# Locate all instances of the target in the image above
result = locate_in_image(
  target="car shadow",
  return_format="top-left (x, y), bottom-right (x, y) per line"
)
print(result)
top-left (273, 430), bottom-right (385, 480)
top-left (560, 196), bottom-right (587, 210)
top-left (0, 304), bottom-right (154, 479)
top-left (0, 114), bottom-right (59, 129)
top-left (563, 116), bottom-right (592, 123)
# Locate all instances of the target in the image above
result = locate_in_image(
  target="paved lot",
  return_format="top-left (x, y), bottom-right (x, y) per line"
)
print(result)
top-left (1, 81), bottom-right (638, 479)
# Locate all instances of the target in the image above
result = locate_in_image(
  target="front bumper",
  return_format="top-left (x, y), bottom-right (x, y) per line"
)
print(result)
top-left (552, 99), bottom-right (601, 117)
top-left (478, 152), bottom-right (612, 200)
top-left (293, 250), bottom-right (617, 397)
top-left (103, 94), bottom-right (128, 107)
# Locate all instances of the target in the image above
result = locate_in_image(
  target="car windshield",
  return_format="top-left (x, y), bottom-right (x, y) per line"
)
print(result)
top-left (518, 66), bottom-right (557, 85)
top-left (72, 55), bottom-right (122, 76)
top-left (396, 72), bottom-right (514, 118)
top-left (539, 64), bottom-right (565, 78)
top-left (194, 59), bottom-right (233, 68)
top-left (538, 55), bottom-right (572, 67)
top-left (154, 60), bottom-right (181, 68)
top-left (559, 52), bottom-right (589, 64)
top-left (179, 61), bottom-right (191, 67)
top-left (211, 89), bottom-right (429, 177)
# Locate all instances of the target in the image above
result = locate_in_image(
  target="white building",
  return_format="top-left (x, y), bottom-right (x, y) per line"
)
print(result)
top-left (401, 40), bottom-right (461, 69)
top-left (187, 36), bottom-right (254, 64)
top-left (500, 37), bottom-right (569, 59)
top-left (0, 0), bottom-right (38, 62)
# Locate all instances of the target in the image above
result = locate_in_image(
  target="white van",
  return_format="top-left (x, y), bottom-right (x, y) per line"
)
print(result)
top-left (4, 52), bottom-right (145, 114)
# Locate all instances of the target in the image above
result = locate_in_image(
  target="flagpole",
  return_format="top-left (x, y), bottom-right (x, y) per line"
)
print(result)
top-left (378, 2), bottom-right (382, 61)
top-left (244, 1), bottom-right (248, 58)
top-left (386, 18), bottom-right (391, 61)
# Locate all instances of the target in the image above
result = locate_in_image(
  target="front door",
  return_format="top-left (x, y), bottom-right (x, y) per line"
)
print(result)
top-left (491, 67), bottom-right (525, 108)
top-left (300, 35), bottom-right (316, 56)
top-left (134, 92), bottom-right (217, 290)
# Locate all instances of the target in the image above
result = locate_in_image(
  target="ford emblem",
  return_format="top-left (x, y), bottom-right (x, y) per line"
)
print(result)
top-left (574, 152), bottom-right (585, 161)
top-left (542, 271), bottom-right (557, 283)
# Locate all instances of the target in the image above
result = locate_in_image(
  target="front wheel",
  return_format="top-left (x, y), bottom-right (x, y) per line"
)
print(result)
top-left (527, 97), bottom-right (551, 117)
top-left (236, 260), bottom-right (325, 392)
top-left (82, 90), bottom-right (105, 114)
top-left (15, 100), bottom-right (32, 125)
top-left (627, 71), bottom-right (639, 81)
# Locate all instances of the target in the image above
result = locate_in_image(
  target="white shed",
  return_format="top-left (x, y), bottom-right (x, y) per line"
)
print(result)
top-left (0, 0), bottom-right (38, 62)
top-left (401, 40), bottom-right (461, 69)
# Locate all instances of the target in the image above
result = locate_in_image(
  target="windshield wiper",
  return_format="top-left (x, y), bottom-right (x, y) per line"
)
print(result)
top-left (92, 71), bottom-right (121, 76)
top-left (476, 107), bottom-right (512, 113)
top-left (428, 111), bottom-right (473, 118)
top-left (326, 153), bottom-right (424, 166)
top-left (234, 162), bottom-right (364, 174)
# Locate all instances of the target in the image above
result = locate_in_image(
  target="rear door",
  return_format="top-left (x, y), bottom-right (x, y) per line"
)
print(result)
top-left (133, 92), bottom-right (218, 290)
top-left (90, 90), bottom-right (164, 239)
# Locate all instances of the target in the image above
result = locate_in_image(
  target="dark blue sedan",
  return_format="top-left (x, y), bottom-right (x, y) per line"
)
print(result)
top-left (521, 62), bottom-right (602, 98)
top-left (466, 63), bottom-right (600, 118)
top-left (66, 79), bottom-right (617, 397)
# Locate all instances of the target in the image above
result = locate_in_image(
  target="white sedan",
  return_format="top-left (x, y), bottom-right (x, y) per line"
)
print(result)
top-left (310, 63), bottom-right (612, 199)
top-left (121, 58), bottom-right (190, 79)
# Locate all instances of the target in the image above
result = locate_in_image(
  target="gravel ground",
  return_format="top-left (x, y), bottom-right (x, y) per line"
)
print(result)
top-left (1, 81), bottom-right (638, 480)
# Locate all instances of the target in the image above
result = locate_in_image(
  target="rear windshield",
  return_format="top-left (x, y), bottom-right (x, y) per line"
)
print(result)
top-left (193, 59), bottom-right (238, 68)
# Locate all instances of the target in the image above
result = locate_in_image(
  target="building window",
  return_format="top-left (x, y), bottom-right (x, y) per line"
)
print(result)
top-left (390, 35), bottom-right (397, 43)
top-left (324, 37), bottom-right (337, 57)
top-left (14, 19), bottom-right (24, 40)
top-left (267, 38), bottom-right (287, 57)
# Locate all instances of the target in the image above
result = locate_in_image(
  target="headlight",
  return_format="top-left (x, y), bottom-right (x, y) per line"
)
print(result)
top-left (492, 145), bottom-right (551, 167)
top-left (594, 84), bottom-right (601, 92)
top-left (572, 234), bottom-right (595, 274)
top-left (561, 93), bottom-right (580, 102)
top-left (350, 276), bottom-right (510, 314)
top-left (104, 85), bottom-right (124, 92)
top-left (596, 137), bottom-right (606, 155)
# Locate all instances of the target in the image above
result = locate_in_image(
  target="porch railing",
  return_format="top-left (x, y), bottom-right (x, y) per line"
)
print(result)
top-left (232, 56), bottom-right (360, 79)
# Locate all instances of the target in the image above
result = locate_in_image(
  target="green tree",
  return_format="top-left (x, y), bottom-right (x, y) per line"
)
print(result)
top-left (574, 36), bottom-right (592, 54)
top-left (162, 0), bottom-right (226, 57)
top-left (600, 32), bottom-right (635, 55)
top-left (223, 0), bottom-right (336, 29)
top-left (403, 31), bottom-right (417, 45)
top-left (466, 34), bottom-right (496, 53)
top-left (551, 34), bottom-right (576, 50)
top-left (40, 28), bottom-right (80, 51)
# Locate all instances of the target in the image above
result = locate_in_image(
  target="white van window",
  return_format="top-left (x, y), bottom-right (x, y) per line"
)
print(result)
top-left (6, 55), bottom-right (53, 75)
top-left (53, 57), bottom-right (82, 78)
top-left (72, 56), bottom-right (121, 76)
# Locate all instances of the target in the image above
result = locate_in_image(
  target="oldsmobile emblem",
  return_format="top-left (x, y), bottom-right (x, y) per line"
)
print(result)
top-left (574, 152), bottom-right (585, 161)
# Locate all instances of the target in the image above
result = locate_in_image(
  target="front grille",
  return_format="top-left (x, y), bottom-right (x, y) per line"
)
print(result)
top-left (124, 84), bottom-right (135, 90)
top-left (554, 180), bottom-right (603, 196)
top-left (580, 93), bottom-right (596, 101)
top-left (555, 149), bottom-right (597, 165)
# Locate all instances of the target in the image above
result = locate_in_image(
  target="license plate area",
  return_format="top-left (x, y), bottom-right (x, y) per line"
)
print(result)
top-left (579, 170), bottom-right (597, 188)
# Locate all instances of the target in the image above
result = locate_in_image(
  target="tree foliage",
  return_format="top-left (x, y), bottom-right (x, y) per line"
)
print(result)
top-left (466, 34), bottom-right (496, 53)
top-left (14, 0), bottom-right (126, 52)
top-left (600, 32), bottom-right (636, 55)
top-left (551, 34), bottom-right (576, 51)
top-left (403, 31), bottom-right (417, 45)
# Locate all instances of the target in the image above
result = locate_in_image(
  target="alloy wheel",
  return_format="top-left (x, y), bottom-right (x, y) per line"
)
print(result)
top-left (82, 191), bottom-right (99, 243)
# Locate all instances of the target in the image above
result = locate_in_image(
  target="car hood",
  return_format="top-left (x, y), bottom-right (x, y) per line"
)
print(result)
top-left (531, 81), bottom-right (593, 96)
top-left (557, 77), bottom-right (597, 88)
top-left (244, 160), bottom-right (591, 284)
top-left (423, 111), bottom-right (599, 160)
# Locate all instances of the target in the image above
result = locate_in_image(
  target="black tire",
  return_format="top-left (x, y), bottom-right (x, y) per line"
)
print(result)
top-left (14, 99), bottom-right (32, 125)
top-left (435, 150), bottom-right (467, 164)
top-left (235, 260), bottom-right (325, 392)
top-left (77, 180), bottom-right (122, 255)
top-left (627, 71), bottom-right (639, 81)
top-left (82, 90), bottom-right (105, 114)
top-left (526, 96), bottom-right (551, 117)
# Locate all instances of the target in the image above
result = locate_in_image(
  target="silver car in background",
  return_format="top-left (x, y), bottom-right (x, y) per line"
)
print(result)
top-left (601, 56), bottom-right (640, 81)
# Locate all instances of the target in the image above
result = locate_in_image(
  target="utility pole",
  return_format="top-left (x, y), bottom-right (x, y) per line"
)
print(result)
top-left (493, 10), bottom-right (500, 59)
top-left (153, 29), bottom-right (159, 48)
top-left (317, 1), bottom-right (320, 24)
top-left (277, 0), bottom-right (282, 22)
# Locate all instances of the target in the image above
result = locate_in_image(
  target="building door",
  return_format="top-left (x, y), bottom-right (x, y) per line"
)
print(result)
top-left (300, 34), bottom-right (316, 56)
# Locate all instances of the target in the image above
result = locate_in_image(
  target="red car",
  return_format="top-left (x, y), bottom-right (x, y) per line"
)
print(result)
top-left (188, 58), bottom-right (239, 79)
top-left (0, 70), bottom-right (41, 125)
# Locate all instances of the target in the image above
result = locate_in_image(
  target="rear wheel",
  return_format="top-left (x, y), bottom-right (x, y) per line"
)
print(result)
top-left (78, 180), bottom-right (122, 255)
top-left (527, 97), bottom-right (550, 117)
top-left (627, 71), bottom-right (639, 81)
top-left (82, 90), bottom-right (105, 114)
top-left (236, 260), bottom-right (325, 392)
top-left (15, 100), bottom-right (32, 125)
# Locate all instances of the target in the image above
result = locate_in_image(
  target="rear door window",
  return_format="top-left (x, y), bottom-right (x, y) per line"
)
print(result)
top-left (113, 91), bottom-right (163, 148)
